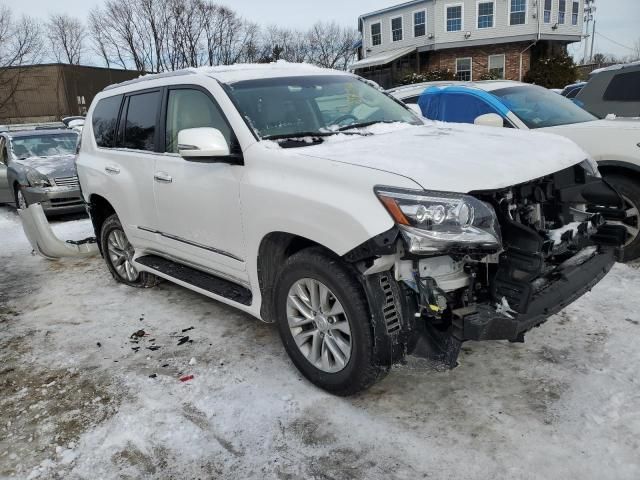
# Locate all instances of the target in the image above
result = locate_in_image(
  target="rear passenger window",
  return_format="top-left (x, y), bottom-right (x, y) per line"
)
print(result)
top-left (165, 89), bottom-right (231, 153)
top-left (92, 95), bottom-right (122, 148)
top-left (122, 91), bottom-right (161, 151)
top-left (603, 72), bottom-right (640, 102)
top-left (441, 94), bottom-right (498, 124)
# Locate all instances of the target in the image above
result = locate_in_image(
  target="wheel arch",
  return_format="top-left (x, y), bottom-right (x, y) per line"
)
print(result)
top-left (598, 162), bottom-right (640, 183)
top-left (87, 193), bottom-right (116, 254)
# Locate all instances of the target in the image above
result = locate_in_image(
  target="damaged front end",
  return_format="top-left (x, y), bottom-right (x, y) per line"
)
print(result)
top-left (346, 161), bottom-right (626, 367)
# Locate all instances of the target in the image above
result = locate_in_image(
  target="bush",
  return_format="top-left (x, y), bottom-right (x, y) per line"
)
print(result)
top-left (398, 69), bottom-right (455, 85)
top-left (523, 53), bottom-right (578, 89)
top-left (478, 70), bottom-right (502, 80)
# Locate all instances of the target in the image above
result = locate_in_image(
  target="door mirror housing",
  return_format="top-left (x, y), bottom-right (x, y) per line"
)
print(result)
top-left (178, 128), bottom-right (231, 160)
top-left (474, 113), bottom-right (503, 128)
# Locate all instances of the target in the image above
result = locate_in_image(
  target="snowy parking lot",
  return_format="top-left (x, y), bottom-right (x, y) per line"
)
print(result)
top-left (1, 205), bottom-right (639, 479)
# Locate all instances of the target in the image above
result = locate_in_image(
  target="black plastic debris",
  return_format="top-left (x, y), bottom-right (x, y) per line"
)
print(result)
top-left (177, 336), bottom-right (190, 346)
top-left (181, 326), bottom-right (194, 333)
top-left (149, 373), bottom-right (157, 379)
top-left (147, 346), bottom-right (161, 351)
top-left (130, 329), bottom-right (146, 339)
top-left (97, 342), bottom-right (102, 347)
top-left (132, 347), bottom-right (140, 352)
top-left (161, 364), bottom-right (169, 368)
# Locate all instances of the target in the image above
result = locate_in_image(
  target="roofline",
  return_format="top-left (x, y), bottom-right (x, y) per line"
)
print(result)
top-left (359, 0), bottom-right (430, 22)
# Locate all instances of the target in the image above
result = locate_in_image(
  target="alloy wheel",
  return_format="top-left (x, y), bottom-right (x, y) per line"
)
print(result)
top-left (16, 189), bottom-right (27, 209)
top-left (106, 229), bottom-right (139, 282)
top-left (286, 278), bottom-right (352, 373)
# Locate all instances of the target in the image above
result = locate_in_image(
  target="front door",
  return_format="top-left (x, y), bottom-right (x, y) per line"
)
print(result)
top-left (153, 86), bottom-right (247, 283)
top-left (0, 137), bottom-right (13, 204)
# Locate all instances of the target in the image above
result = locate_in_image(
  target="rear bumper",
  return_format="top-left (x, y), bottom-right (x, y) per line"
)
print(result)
top-left (23, 186), bottom-right (85, 215)
top-left (453, 246), bottom-right (617, 342)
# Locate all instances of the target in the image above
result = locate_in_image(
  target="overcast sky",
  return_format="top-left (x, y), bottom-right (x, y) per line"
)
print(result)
top-left (7, 0), bottom-right (640, 62)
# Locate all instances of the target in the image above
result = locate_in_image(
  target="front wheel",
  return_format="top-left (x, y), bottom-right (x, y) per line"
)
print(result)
top-left (274, 247), bottom-right (387, 396)
top-left (606, 175), bottom-right (640, 262)
top-left (100, 214), bottom-right (159, 288)
top-left (14, 185), bottom-right (27, 210)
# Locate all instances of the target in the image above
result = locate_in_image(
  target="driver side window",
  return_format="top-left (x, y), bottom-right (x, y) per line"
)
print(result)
top-left (441, 93), bottom-right (500, 124)
top-left (165, 88), bottom-right (232, 154)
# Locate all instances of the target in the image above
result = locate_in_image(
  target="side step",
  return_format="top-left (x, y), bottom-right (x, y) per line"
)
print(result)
top-left (136, 255), bottom-right (252, 306)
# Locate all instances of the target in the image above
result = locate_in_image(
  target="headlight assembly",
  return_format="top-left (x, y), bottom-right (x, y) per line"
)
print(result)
top-left (26, 168), bottom-right (52, 188)
top-left (375, 186), bottom-right (502, 253)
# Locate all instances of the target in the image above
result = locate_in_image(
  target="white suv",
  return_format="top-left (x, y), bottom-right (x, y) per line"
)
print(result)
top-left (77, 63), bottom-right (625, 395)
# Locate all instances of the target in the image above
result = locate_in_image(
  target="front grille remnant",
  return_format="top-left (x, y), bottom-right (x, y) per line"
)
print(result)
top-left (379, 275), bottom-right (401, 334)
top-left (54, 176), bottom-right (80, 188)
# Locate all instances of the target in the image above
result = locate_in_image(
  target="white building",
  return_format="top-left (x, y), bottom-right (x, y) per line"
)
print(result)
top-left (351, 0), bottom-right (584, 87)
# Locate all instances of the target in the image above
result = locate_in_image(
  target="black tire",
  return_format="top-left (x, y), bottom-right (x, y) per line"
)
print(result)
top-left (274, 247), bottom-right (388, 396)
top-left (100, 213), bottom-right (159, 288)
top-left (14, 184), bottom-right (27, 210)
top-left (606, 174), bottom-right (640, 262)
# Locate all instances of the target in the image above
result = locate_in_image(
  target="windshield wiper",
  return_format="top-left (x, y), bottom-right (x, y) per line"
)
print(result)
top-left (262, 131), bottom-right (336, 141)
top-left (336, 120), bottom-right (399, 132)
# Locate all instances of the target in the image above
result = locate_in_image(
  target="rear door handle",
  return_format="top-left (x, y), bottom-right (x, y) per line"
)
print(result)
top-left (105, 165), bottom-right (120, 174)
top-left (154, 171), bottom-right (173, 183)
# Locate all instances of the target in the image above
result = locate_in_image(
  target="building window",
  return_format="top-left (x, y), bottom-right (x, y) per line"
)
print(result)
top-left (391, 16), bottom-right (403, 42)
top-left (510, 0), bottom-right (526, 25)
top-left (414, 10), bottom-right (426, 37)
top-left (371, 22), bottom-right (381, 46)
top-left (446, 5), bottom-right (463, 32)
top-left (477, 1), bottom-right (494, 28)
top-left (455, 58), bottom-right (472, 81)
top-left (558, 0), bottom-right (566, 24)
top-left (488, 54), bottom-right (505, 79)
top-left (544, 0), bottom-right (552, 23)
top-left (572, 1), bottom-right (580, 25)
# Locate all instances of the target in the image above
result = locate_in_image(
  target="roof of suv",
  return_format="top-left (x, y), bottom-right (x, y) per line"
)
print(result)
top-left (2, 129), bottom-right (76, 138)
top-left (104, 61), bottom-right (351, 91)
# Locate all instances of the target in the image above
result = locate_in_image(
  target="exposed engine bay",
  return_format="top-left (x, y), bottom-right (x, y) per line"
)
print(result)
top-left (349, 162), bottom-right (627, 366)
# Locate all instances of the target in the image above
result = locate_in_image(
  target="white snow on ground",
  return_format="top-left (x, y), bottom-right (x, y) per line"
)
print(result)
top-left (1, 205), bottom-right (639, 479)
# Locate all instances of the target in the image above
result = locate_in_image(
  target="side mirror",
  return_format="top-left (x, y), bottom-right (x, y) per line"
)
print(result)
top-left (178, 127), bottom-right (230, 160)
top-left (474, 113), bottom-right (503, 128)
top-left (407, 103), bottom-right (423, 116)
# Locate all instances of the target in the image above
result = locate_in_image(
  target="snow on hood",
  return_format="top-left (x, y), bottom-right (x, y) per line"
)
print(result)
top-left (14, 154), bottom-right (77, 178)
top-left (292, 122), bottom-right (588, 193)
top-left (546, 118), bottom-right (640, 131)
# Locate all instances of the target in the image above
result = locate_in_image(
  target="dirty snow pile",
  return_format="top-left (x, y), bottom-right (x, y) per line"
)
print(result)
top-left (1, 205), bottom-right (639, 479)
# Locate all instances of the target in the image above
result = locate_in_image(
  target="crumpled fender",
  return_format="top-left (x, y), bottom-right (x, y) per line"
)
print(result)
top-left (18, 203), bottom-right (98, 259)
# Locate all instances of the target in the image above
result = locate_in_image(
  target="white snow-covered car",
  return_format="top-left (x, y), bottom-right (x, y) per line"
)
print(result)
top-left (390, 80), bottom-right (640, 261)
top-left (47, 63), bottom-right (627, 395)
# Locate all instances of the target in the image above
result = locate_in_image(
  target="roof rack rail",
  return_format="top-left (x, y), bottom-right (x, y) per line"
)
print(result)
top-left (103, 69), bottom-right (196, 91)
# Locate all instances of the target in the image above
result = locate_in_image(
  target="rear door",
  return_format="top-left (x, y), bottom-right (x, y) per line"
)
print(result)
top-left (0, 137), bottom-right (13, 203)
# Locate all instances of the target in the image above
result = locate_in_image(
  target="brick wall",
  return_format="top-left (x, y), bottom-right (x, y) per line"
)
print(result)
top-left (426, 42), bottom-right (533, 81)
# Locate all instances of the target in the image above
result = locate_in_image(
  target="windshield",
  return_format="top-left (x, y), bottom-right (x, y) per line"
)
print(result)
top-left (11, 133), bottom-right (79, 159)
top-left (225, 75), bottom-right (421, 140)
top-left (491, 85), bottom-right (597, 129)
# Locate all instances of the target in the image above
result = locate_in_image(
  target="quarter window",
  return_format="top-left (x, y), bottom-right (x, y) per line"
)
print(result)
top-left (165, 89), bottom-right (231, 154)
top-left (414, 11), bottom-right (426, 37)
top-left (371, 22), bottom-right (382, 46)
top-left (92, 95), bottom-right (123, 148)
top-left (572, 1), bottom-right (579, 25)
top-left (455, 58), bottom-right (472, 81)
top-left (446, 5), bottom-right (463, 32)
top-left (558, 0), bottom-right (566, 24)
top-left (488, 54), bottom-right (505, 79)
top-left (391, 17), bottom-right (403, 42)
top-left (510, 0), bottom-right (526, 25)
top-left (544, 0), bottom-right (552, 23)
top-left (603, 72), bottom-right (640, 102)
top-left (478, 2), bottom-right (494, 28)
top-left (121, 91), bottom-right (161, 152)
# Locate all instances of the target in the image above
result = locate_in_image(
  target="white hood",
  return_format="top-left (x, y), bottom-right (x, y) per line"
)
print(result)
top-left (296, 123), bottom-right (588, 193)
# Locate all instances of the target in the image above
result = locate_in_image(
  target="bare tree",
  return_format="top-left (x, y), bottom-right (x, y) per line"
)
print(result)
top-left (46, 14), bottom-right (85, 64)
top-left (261, 26), bottom-right (309, 63)
top-left (307, 21), bottom-right (358, 70)
top-left (0, 6), bottom-right (42, 116)
top-left (632, 38), bottom-right (640, 62)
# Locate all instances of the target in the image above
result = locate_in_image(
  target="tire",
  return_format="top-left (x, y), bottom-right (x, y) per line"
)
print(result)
top-left (274, 247), bottom-right (387, 396)
top-left (100, 213), bottom-right (159, 288)
top-left (14, 185), bottom-right (27, 210)
top-left (606, 174), bottom-right (640, 262)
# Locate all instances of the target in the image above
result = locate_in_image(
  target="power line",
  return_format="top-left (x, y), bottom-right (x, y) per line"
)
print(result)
top-left (595, 32), bottom-right (635, 51)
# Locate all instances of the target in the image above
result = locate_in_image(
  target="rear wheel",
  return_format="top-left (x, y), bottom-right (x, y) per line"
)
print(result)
top-left (100, 214), bottom-right (159, 288)
top-left (274, 247), bottom-right (387, 396)
top-left (606, 175), bottom-right (640, 262)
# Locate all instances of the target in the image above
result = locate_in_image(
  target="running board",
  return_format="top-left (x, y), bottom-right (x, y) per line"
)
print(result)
top-left (135, 255), bottom-right (252, 306)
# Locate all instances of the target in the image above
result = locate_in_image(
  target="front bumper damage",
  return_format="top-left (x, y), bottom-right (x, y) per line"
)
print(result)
top-left (22, 186), bottom-right (84, 215)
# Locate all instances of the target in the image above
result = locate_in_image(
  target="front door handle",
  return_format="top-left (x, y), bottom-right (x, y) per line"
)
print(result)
top-left (154, 171), bottom-right (173, 183)
top-left (105, 165), bottom-right (120, 174)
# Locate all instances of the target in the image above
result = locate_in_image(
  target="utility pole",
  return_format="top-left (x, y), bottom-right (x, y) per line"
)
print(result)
top-left (582, 0), bottom-right (596, 64)
top-left (589, 20), bottom-right (596, 63)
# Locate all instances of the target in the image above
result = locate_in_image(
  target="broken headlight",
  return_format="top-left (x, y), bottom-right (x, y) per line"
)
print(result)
top-left (375, 186), bottom-right (501, 253)
top-left (26, 168), bottom-right (52, 188)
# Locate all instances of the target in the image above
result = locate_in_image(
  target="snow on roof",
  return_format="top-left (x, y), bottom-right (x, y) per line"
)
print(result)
top-left (590, 60), bottom-right (640, 76)
top-left (104, 61), bottom-right (349, 91)
top-left (388, 80), bottom-right (521, 98)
